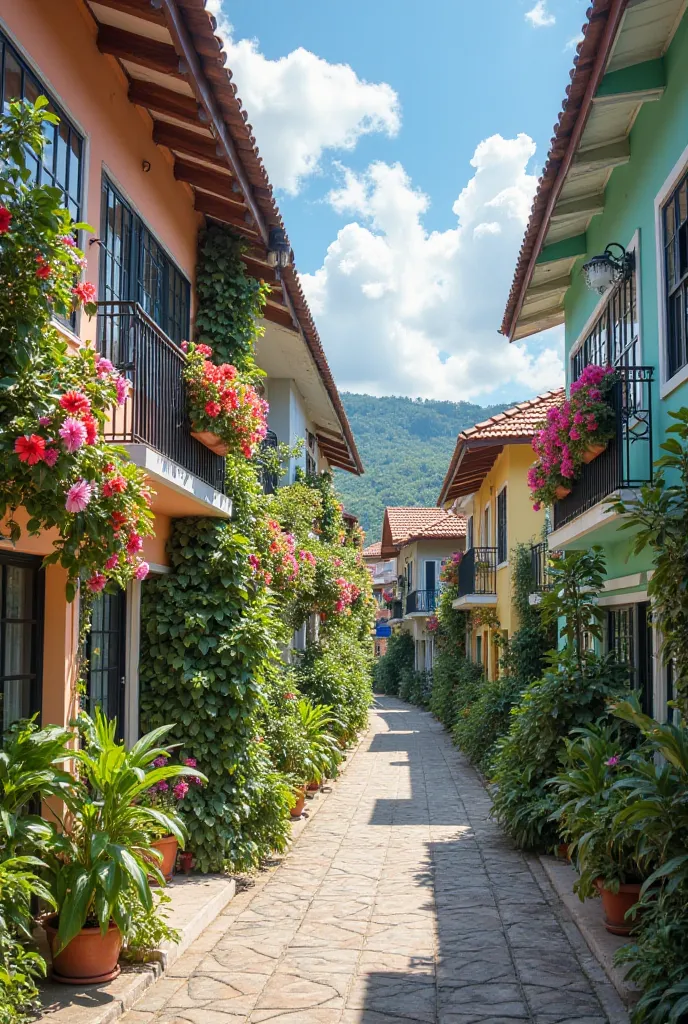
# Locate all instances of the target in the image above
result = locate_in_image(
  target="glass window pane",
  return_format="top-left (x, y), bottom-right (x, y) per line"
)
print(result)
top-left (2, 679), bottom-right (31, 732)
top-left (55, 119), bottom-right (69, 192)
top-left (3, 49), bottom-right (21, 109)
top-left (5, 566), bottom-right (33, 620)
top-left (3, 623), bottom-right (33, 677)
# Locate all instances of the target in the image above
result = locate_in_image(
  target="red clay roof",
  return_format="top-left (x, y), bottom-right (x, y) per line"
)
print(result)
top-left (500, 0), bottom-right (626, 339)
top-left (380, 508), bottom-right (466, 556)
top-left (363, 541), bottom-right (382, 559)
top-left (438, 389), bottom-right (565, 506)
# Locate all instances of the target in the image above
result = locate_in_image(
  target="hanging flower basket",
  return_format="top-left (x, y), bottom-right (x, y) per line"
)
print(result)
top-left (190, 426), bottom-right (229, 457)
top-left (554, 484), bottom-right (572, 500)
top-left (581, 442), bottom-right (607, 464)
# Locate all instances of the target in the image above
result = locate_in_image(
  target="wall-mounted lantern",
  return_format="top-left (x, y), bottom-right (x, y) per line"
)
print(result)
top-left (581, 243), bottom-right (634, 296)
top-left (266, 226), bottom-right (291, 270)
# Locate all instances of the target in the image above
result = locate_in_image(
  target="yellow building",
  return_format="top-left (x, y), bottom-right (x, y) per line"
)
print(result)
top-left (437, 391), bottom-right (563, 680)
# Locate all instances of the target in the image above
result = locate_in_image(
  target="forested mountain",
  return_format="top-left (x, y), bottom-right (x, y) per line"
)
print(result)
top-left (334, 393), bottom-right (513, 543)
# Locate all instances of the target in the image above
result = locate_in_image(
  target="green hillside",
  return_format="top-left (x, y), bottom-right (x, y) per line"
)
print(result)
top-left (334, 393), bottom-right (515, 544)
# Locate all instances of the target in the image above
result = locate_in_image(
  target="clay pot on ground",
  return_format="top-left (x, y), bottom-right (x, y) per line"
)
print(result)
top-left (595, 879), bottom-right (642, 935)
top-left (307, 780), bottom-right (320, 792)
top-left (290, 786), bottom-right (306, 818)
top-left (44, 917), bottom-right (122, 985)
top-left (581, 442), bottom-right (607, 464)
top-left (179, 850), bottom-right (194, 875)
top-left (191, 427), bottom-right (229, 457)
top-left (554, 484), bottom-right (572, 500)
top-left (151, 834), bottom-right (178, 883)
top-left (556, 843), bottom-right (570, 861)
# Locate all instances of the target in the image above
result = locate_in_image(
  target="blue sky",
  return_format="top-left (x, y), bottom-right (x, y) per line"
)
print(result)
top-left (214, 0), bottom-right (589, 405)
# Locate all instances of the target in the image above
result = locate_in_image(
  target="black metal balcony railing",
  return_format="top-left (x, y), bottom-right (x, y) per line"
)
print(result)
top-left (405, 589), bottom-right (441, 615)
top-left (553, 365), bottom-right (653, 531)
top-left (530, 541), bottom-right (553, 593)
top-left (97, 302), bottom-right (226, 494)
top-left (259, 430), bottom-right (280, 494)
top-left (390, 599), bottom-right (403, 620)
top-left (458, 547), bottom-right (498, 598)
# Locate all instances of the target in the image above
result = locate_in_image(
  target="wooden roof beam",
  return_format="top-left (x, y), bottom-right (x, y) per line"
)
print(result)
top-left (526, 273), bottom-right (572, 299)
top-left (89, 0), bottom-right (166, 24)
top-left (551, 193), bottom-right (606, 221)
top-left (536, 233), bottom-right (588, 266)
top-left (572, 138), bottom-right (631, 173)
top-left (152, 121), bottom-right (222, 165)
top-left (193, 190), bottom-right (256, 232)
top-left (173, 159), bottom-right (242, 201)
top-left (128, 80), bottom-right (200, 126)
top-left (97, 25), bottom-right (184, 78)
top-left (593, 57), bottom-right (665, 107)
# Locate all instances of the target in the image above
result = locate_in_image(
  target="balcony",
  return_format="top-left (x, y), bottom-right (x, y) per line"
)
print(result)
top-left (405, 589), bottom-right (441, 615)
top-left (454, 547), bottom-right (498, 608)
top-left (552, 365), bottom-right (653, 535)
top-left (389, 599), bottom-right (404, 621)
top-left (530, 541), bottom-right (552, 593)
top-left (97, 302), bottom-right (226, 497)
top-left (260, 430), bottom-right (280, 495)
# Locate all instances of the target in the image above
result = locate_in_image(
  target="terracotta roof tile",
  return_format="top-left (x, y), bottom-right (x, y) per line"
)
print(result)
top-left (363, 541), bottom-right (382, 558)
top-left (384, 508), bottom-right (466, 548)
top-left (461, 389), bottom-right (566, 442)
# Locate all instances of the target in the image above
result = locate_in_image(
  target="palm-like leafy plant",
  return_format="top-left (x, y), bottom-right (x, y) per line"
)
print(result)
top-left (45, 709), bottom-right (206, 953)
top-left (297, 700), bottom-right (342, 784)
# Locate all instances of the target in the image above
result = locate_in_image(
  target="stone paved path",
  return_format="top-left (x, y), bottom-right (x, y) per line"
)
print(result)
top-left (124, 696), bottom-right (629, 1024)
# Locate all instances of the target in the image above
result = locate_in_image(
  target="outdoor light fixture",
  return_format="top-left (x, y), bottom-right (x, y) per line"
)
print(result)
top-left (266, 226), bottom-right (292, 270)
top-left (581, 243), bottom-right (634, 296)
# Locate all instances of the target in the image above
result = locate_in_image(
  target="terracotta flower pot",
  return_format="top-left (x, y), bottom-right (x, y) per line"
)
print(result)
top-left (191, 427), bottom-right (229, 457)
top-left (554, 484), bottom-right (572, 500)
top-left (595, 879), bottom-right (642, 935)
top-left (290, 786), bottom-right (306, 818)
top-left (556, 843), bottom-right (570, 861)
top-left (179, 850), bottom-right (194, 875)
top-left (582, 442), bottom-right (607, 464)
top-left (44, 917), bottom-right (122, 985)
top-left (307, 780), bottom-right (320, 792)
top-left (151, 834), bottom-right (178, 883)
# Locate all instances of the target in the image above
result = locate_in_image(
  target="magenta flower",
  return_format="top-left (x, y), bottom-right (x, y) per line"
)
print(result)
top-left (43, 448), bottom-right (59, 468)
top-left (173, 781), bottom-right (189, 800)
top-left (105, 553), bottom-right (119, 571)
top-left (59, 417), bottom-right (87, 453)
top-left (183, 757), bottom-right (197, 768)
top-left (157, 780), bottom-right (169, 792)
top-left (115, 375), bottom-right (130, 406)
top-left (127, 533), bottom-right (143, 555)
top-left (134, 560), bottom-right (150, 581)
top-left (606, 755), bottom-right (620, 767)
top-left (86, 572), bottom-right (107, 593)
top-left (153, 755), bottom-right (168, 768)
top-left (38, 415), bottom-right (51, 426)
top-left (96, 356), bottom-right (114, 377)
top-left (65, 478), bottom-right (92, 513)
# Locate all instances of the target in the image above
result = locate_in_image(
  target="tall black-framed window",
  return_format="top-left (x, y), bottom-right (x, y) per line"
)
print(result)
top-left (0, 553), bottom-right (44, 734)
top-left (607, 602), bottom-right (654, 714)
top-left (497, 487), bottom-right (507, 565)
top-left (0, 29), bottom-right (83, 223)
top-left (99, 175), bottom-right (191, 345)
top-left (85, 590), bottom-right (126, 740)
top-left (663, 170), bottom-right (688, 379)
top-left (571, 262), bottom-right (639, 381)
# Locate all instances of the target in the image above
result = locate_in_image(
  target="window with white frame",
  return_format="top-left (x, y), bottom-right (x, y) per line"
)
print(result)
top-left (662, 170), bottom-right (688, 379)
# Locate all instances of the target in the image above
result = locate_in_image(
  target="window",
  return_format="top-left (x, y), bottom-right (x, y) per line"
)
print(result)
top-left (497, 487), bottom-right (507, 564)
top-left (0, 554), bottom-right (44, 733)
top-left (475, 633), bottom-right (482, 667)
top-left (406, 560), bottom-right (413, 592)
top-left (424, 560), bottom-right (438, 593)
top-left (99, 176), bottom-right (190, 345)
top-left (607, 602), bottom-right (654, 714)
top-left (86, 591), bottom-right (126, 740)
top-left (571, 260), bottom-right (638, 380)
top-left (1, 30), bottom-right (84, 223)
top-left (608, 606), bottom-right (634, 669)
top-left (467, 515), bottom-right (474, 550)
top-left (663, 170), bottom-right (688, 379)
top-left (483, 503), bottom-right (491, 546)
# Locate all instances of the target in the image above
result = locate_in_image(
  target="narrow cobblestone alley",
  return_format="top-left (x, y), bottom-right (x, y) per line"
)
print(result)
top-left (123, 697), bottom-right (629, 1024)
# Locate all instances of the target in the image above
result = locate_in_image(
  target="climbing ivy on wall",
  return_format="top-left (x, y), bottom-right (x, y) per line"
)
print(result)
top-left (194, 225), bottom-right (271, 369)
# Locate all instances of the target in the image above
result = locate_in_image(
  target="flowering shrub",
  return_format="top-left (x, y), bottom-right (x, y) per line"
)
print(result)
top-left (426, 614), bottom-right (439, 633)
top-left (440, 552), bottom-right (463, 586)
top-left (471, 607), bottom-right (501, 631)
top-left (144, 753), bottom-right (204, 815)
top-left (0, 99), bottom-right (153, 599)
top-left (529, 365), bottom-right (616, 509)
top-left (182, 341), bottom-right (268, 459)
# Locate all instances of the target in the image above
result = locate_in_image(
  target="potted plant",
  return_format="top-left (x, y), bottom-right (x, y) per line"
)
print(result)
top-left (142, 752), bottom-right (204, 882)
top-left (182, 341), bottom-right (269, 459)
top-left (529, 366), bottom-right (616, 511)
top-left (297, 699), bottom-right (342, 793)
top-left (42, 709), bottom-right (205, 984)
top-left (550, 723), bottom-right (647, 935)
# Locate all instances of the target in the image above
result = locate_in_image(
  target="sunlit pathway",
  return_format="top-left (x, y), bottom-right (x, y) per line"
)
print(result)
top-left (123, 696), bottom-right (628, 1024)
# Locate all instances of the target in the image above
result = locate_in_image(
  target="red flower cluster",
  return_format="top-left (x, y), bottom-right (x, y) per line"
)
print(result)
top-left (426, 614), bottom-right (440, 633)
top-left (183, 342), bottom-right (268, 459)
top-left (334, 576), bottom-right (361, 615)
top-left (0, 205), bottom-right (11, 234)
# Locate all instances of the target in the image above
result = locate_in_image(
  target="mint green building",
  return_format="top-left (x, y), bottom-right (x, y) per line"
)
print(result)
top-left (502, 0), bottom-right (688, 720)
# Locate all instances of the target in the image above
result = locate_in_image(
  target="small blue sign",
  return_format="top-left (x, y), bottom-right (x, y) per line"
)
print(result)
top-left (375, 623), bottom-right (392, 638)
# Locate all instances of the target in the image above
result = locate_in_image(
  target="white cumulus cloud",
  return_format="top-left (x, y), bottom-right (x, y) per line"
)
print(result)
top-left (525, 1), bottom-right (556, 27)
top-left (301, 136), bottom-right (564, 402)
top-left (206, 1), bottom-right (400, 194)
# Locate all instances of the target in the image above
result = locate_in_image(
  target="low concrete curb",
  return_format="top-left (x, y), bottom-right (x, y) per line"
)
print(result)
top-left (39, 874), bottom-right (236, 1024)
top-left (539, 855), bottom-right (641, 1008)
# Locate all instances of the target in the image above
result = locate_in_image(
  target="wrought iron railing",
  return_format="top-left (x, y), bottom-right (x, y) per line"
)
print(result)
top-left (530, 541), bottom-right (557, 593)
top-left (96, 302), bottom-right (226, 494)
top-left (405, 589), bottom-right (441, 615)
top-left (390, 599), bottom-right (403, 620)
top-left (553, 365), bottom-right (653, 530)
top-left (458, 547), bottom-right (498, 598)
top-left (259, 430), bottom-right (279, 494)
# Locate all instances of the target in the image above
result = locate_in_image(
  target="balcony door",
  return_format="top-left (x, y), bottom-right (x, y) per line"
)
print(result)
top-left (0, 554), bottom-right (44, 733)
top-left (424, 560), bottom-right (437, 594)
top-left (86, 590), bottom-right (126, 740)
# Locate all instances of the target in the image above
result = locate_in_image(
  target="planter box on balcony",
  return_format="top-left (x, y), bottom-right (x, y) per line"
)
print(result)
top-left (191, 427), bottom-right (229, 457)
top-left (581, 442), bottom-right (606, 464)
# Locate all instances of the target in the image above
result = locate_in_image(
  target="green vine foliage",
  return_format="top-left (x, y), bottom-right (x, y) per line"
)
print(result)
top-left (428, 586), bottom-right (472, 725)
top-left (139, 518), bottom-right (293, 873)
top-left (194, 226), bottom-right (271, 370)
top-left (374, 631), bottom-right (415, 697)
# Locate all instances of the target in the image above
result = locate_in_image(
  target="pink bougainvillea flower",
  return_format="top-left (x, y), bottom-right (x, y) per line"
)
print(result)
top-left (65, 478), bottom-right (93, 513)
top-left (115, 375), bottom-right (130, 406)
top-left (606, 755), bottom-right (620, 767)
top-left (153, 756), bottom-right (168, 768)
top-left (59, 417), bottom-right (87, 453)
top-left (181, 341), bottom-right (189, 352)
top-left (86, 572), bottom-right (107, 593)
top-left (59, 234), bottom-right (76, 247)
top-left (248, 553), bottom-right (261, 572)
top-left (105, 553), bottom-right (119, 571)
top-left (173, 780), bottom-right (189, 800)
top-left (0, 206), bottom-right (12, 234)
top-left (126, 532), bottom-right (143, 555)
top-left (38, 415), bottom-right (51, 426)
top-left (60, 390), bottom-right (91, 416)
top-left (43, 447), bottom-right (59, 468)
top-left (157, 780), bottom-right (169, 793)
top-left (134, 560), bottom-right (149, 581)
top-left (72, 280), bottom-right (97, 305)
top-left (204, 400), bottom-right (221, 418)
top-left (14, 434), bottom-right (46, 465)
top-left (183, 757), bottom-right (197, 768)
top-left (96, 356), bottom-right (114, 376)
top-left (102, 475), bottom-right (127, 497)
